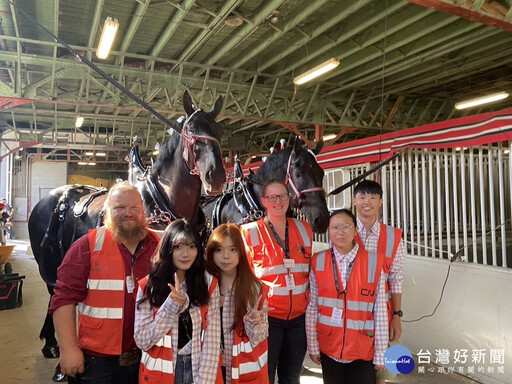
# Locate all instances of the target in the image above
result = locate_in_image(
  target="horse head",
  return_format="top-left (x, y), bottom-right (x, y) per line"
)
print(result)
top-left (285, 137), bottom-right (329, 233)
top-left (253, 136), bottom-right (329, 233)
top-left (180, 91), bottom-right (226, 195)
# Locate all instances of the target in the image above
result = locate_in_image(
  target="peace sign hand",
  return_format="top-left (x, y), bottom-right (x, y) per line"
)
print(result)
top-left (246, 295), bottom-right (273, 325)
top-left (168, 273), bottom-right (186, 307)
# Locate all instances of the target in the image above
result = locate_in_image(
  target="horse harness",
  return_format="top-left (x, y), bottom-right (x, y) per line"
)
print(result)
top-left (41, 185), bottom-right (108, 259)
top-left (181, 109), bottom-right (222, 176)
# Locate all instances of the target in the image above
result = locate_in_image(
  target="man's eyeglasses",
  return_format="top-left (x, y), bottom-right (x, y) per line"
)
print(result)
top-left (264, 194), bottom-right (290, 203)
top-left (329, 223), bottom-right (354, 233)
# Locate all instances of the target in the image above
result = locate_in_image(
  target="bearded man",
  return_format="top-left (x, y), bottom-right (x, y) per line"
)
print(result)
top-left (50, 181), bottom-right (160, 384)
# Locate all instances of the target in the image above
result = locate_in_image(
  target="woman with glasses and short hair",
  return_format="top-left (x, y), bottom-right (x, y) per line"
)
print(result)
top-left (306, 209), bottom-right (388, 384)
top-left (240, 179), bottom-right (313, 384)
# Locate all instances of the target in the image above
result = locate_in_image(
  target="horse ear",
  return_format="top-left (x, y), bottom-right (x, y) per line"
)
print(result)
top-left (210, 95), bottom-right (223, 118)
top-left (312, 138), bottom-right (324, 155)
top-left (293, 136), bottom-right (304, 155)
top-left (183, 91), bottom-right (194, 116)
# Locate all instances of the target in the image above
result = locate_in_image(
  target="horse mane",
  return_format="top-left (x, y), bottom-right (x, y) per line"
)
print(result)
top-left (152, 128), bottom-right (181, 175)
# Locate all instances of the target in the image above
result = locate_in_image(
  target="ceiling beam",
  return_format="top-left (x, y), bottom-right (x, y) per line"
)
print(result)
top-left (407, 0), bottom-right (512, 32)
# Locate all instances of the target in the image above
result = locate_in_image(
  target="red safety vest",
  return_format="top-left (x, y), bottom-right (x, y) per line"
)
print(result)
top-left (230, 284), bottom-right (270, 384)
top-left (138, 274), bottom-right (221, 384)
top-left (355, 223), bottom-right (401, 322)
top-left (311, 247), bottom-right (383, 361)
top-left (241, 218), bottom-right (312, 320)
top-left (77, 227), bottom-right (158, 354)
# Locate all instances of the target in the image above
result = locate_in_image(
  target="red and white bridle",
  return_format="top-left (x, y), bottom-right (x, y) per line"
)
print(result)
top-left (179, 109), bottom-right (223, 175)
top-left (285, 150), bottom-right (326, 201)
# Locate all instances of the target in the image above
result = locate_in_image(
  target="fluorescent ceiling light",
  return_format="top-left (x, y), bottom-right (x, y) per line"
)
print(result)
top-left (322, 133), bottom-right (337, 141)
top-left (97, 17), bottom-right (119, 60)
top-left (96, 152), bottom-right (106, 157)
top-left (293, 58), bottom-right (340, 85)
top-left (75, 116), bottom-right (84, 128)
top-left (88, 162), bottom-right (97, 166)
top-left (85, 151), bottom-right (94, 156)
top-left (78, 161), bottom-right (88, 165)
top-left (455, 92), bottom-right (509, 110)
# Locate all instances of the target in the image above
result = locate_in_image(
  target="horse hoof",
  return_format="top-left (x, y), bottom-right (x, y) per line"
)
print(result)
top-left (52, 364), bottom-right (68, 382)
top-left (42, 346), bottom-right (60, 358)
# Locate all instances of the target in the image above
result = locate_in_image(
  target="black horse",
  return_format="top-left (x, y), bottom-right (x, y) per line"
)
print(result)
top-left (27, 91), bottom-right (225, 364)
top-left (202, 137), bottom-right (329, 234)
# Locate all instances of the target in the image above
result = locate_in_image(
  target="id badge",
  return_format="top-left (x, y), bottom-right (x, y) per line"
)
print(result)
top-left (285, 274), bottom-right (295, 290)
top-left (283, 259), bottom-right (295, 269)
top-left (331, 307), bottom-right (343, 325)
top-left (126, 275), bottom-right (135, 294)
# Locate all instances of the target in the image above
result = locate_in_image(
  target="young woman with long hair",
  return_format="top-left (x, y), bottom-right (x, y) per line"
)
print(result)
top-left (134, 219), bottom-right (221, 384)
top-left (205, 223), bottom-right (269, 384)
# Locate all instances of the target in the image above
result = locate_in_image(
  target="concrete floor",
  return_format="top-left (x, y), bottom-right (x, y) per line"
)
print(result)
top-left (0, 240), bottom-right (483, 384)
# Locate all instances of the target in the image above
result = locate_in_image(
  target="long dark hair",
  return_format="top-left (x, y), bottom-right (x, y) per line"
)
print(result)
top-left (138, 219), bottom-right (208, 308)
top-left (205, 223), bottom-right (261, 330)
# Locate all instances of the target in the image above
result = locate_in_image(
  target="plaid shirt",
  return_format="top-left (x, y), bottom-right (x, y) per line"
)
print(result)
top-left (306, 243), bottom-right (388, 365)
top-left (356, 218), bottom-right (405, 294)
top-left (134, 274), bottom-right (221, 384)
top-left (221, 284), bottom-right (269, 384)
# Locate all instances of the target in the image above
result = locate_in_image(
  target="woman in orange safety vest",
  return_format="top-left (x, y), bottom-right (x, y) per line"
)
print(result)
top-left (134, 219), bottom-right (221, 384)
top-left (206, 223), bottom-right (270, 384)
top-left (306, 209), bottom-right (388, 384)
top-left (241, 179), bottom-right (313, 384)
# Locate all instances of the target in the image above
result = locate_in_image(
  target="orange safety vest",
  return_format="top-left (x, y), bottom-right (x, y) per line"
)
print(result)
top-left (355, 223), bottom-right (401, 321)
top-left (241, 218), bottom-right (312, 320)
top-left (230, 284), bottom-right (270, 384)
top-left (138, 274), bottom-right (221, 384)
top-left (311, 247), bottom-right (383, 361)
top-left (78, 227), bottom-right (160, 355)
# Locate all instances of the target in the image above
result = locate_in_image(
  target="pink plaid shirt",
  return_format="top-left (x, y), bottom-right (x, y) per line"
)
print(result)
top-left (306, 243), bottom-right (388, 365)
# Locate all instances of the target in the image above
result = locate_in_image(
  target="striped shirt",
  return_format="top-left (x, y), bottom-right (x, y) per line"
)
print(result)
top-left (306, 243), bottom-right (388, 365)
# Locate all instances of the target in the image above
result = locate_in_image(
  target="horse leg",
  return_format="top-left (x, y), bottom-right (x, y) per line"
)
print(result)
top-left (40, 287), bottom-right (59, 359)
top-left (40, 311), bottom-right (59, 358)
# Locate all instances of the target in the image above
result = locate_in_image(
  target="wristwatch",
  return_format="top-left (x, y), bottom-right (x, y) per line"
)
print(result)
top-left (392, 310), bottom-right (403, 318)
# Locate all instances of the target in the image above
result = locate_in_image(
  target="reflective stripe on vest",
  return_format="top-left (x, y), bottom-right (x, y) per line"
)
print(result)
top-left (272, 281), bottom-right (308, 296)
top-left (258, 263), bottom-right (309, 277)
top-left (318, 314), bottom-right (374, 331)
top-left (77, 303), bottom-right (123, 319)
top-left (94, 226), bottom-right (107, 251)
top-left (154, 334), bottom-right (173, 348)
top-left (316, 297), bottom-right (374, 312)
top-left (384, 224), bottom-right (395, 259)
top-left (87, 279), bottom-right (124, 291)
top-left (245, 219), bottom-right (310, 248)
top-left (316, 250), bottom-right (327, 272)
top-left (232, 351), bottom-right (268, 379)
top-left (141, 351), bottom-right (174, 374)
top-left (292, 219), bottom-right (311, 247)
top-left (367, 251), bottom-right (377, 284)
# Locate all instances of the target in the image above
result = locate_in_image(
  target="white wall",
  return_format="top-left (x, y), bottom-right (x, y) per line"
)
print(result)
top-left (402, 255), bottom-right (511, 384)
top-left (16, 161), bottom-right (67, 239)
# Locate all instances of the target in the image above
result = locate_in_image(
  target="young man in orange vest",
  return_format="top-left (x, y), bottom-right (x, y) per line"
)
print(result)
top-left (50, 182), bottom-right (160, 383)
top-left (352, 180), bottom-right (405, 384)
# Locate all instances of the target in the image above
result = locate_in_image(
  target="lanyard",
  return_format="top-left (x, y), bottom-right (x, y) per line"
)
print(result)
top-left (267, 218), bottom-right (289, 259)
top-left (331, 249), bottom-right (345, 298)
top-left (131, 240), bottom-right (144, 276)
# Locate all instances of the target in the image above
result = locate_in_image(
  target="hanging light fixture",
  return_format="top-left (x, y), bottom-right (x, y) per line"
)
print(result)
top-left (75, 116), bottom-right (84, 128)
top-left (454, 91), bottom-right (509, 110)
top-left (322, 133), bottom-right (337, 141)
top-left (293, 58), bottom-right (340, 85)
top-left (97, 17), bottom-right (119, 59)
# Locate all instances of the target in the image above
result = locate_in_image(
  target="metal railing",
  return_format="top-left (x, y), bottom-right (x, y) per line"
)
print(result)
top-left (315, 143), bottom-right (512, 268)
